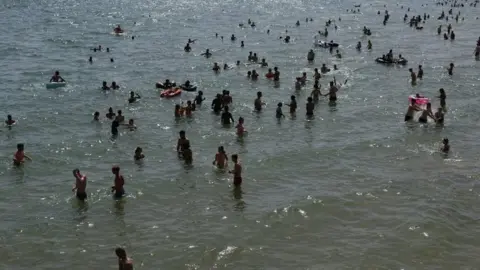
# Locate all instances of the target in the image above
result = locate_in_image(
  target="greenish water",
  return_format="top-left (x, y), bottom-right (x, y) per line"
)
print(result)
top-left (1, 0), bottom-right (480, 269)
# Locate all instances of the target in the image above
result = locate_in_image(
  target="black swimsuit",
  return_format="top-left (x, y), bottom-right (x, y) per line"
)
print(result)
top-left (76, 192), bottom-right (87, 201)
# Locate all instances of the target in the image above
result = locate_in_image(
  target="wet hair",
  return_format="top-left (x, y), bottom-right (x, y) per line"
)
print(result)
top-left (115, 247), bottom-right (126, 258)
top-left (291, 95), bottom-right (295, 100)
top-left (443, 138), bottom-right (449, 144)
top-left (179, 130), bottom-right (185, 136)
top-left (238, 117), bottom-right (244, 122)
top-left (112, 166), bottom-right (120, 172)
top-left (231, 154), bottom-right (238, 161)
top-left (411, 98), bottom-right (416, 105)
top-left (277, 102), bottom-right (282, 107)
top-left (224, 106), bottom-right (229, 112)
top-left (17, 143), bottom-right (24, 150)
top-left (117, 110), bottom-right (122, 115)
top-left (218, 146), bottom-right (225, 153)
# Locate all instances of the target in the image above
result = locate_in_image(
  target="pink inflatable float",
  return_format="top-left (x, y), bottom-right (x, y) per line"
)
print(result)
top-left (408, 94), bottom-right (429, 105)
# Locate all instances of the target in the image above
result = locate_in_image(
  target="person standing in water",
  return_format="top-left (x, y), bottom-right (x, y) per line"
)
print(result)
top-left (221, 106), bottom-right (235, 125)
top-left (447, 63), bottom-right (454, 75)
top-left (286, 95), bottom-right (297, 114)
top-left (115, 248), bottom-right (133, 270)
top-left (13, 143), bottom-right (31, 166)
top-left (418, 103), bottom-right (436, 123)
top-left (213, 146), bottom-right (228, 169)
top-left (72, 169), bottom-right (87, 201)
top-left (254, 91), bottom-right (265, 112)
top-left (404, 98), bottom-right (421, 121)
top-left (229, 154), bottom-right (242, 186)
top-left (111, 166), bottom-right (125, 199)
top-left (440, 138), bottom-right (450, 153)
top-left (438, 88), bottom-right (446, 111)
top-left (417, 65), bottom-right (424, 79)
top-left (176, 130), bottom-right (189, 156)
top-left (409, 68), bottom-right (417, 85)
top-left (324, 81), bottom-right (338, 103)
top-left (236, 117), bottom-right (246, 136)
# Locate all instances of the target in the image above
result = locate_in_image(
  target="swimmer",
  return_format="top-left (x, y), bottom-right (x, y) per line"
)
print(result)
top-left (296, 20), bottom-right (300, 26)
top-left (222, 90), bottom-right (232, 105)
top-left (111, 166), bottom-right (125, 199)
top-left (93, 111), bottom-right (100, 121)
top-left (115, 110), bottom-right (125, 122)
top-left (111, 119), bottom-right (120, 137)
top-left (5, 114), bottom-right (16, 126)
top-left (276, 103), bottom-right (285, 118)
top-left (111, 81), bottom-right (119, 89)
top-left (313, 68), bottom-right (321, 80)
top-left (450, 31), bottom-right (455, 40)
top-left (201, 49), bottom-right (212, 58)
top-left (114, 24), bottom-right (123, 33)
top-left (223, 63), bottom-right (229, 70)
top-left (213, 62), bottom-right (220, 72)
top-left (438, 88), bottom-right (446, 111)
top-left (252, 53), bottom-right (258, 62)
top-left (260, 58), bottom-right (268, 67)
top-left (236, 60), bottom-right (240, 66)
top-left (176, 130), bottom-right (189, 155)
top-left (320, 64), bottom-right (330, 73)
top-left (122, 119), bottom-right (136, 131)
top-left (194, 91), bottom-right (205, 105)
top-left (184, 43), bottom-right (191, 52)
top-left (106, 107), bottom-right (115, 119)
top-left (333, 64), bottom-right (338, 70)
top-left (356, 41), bottom-right (362, 50)
top-left (286, 95), bottom-right (297, 114)
top-left (295, 78), bottom-right (302, 90)
top-left (248, 52), bottom-right (253, 61)
top-left (273, 67), bottom-right (280, 81)
top-left (306, 97), bottom-right (315, 117)
top-left (440, 138), bottom-right (450, 153)
top-left (88, 56), bottom-right (92, 63)
top-left (335, 50), bottom-right (342, 58)
top-left (231, 34), bottom-right (236, 41)
top-left (324, 81), bottom-right (338, 103)
top-left (128, 91), bottom-right (141, 104)
top-left (265, 68), bottom-right (274, 79)
top-left (409, 68), bottom-right (417, 85)
top-left (434, 108), bottom-right (444, 124)
top-left (254, 91), bottom-right (265, 112)
top-left (251, 70), bottom-right (259, 80)
top-left (72, 169), bottom-right (87, 201)
top-left (182, 141), bottom-right (193, 165)
top-left (417, 65), bottom-right (424, 79)
top-left (228, 154), bottom-right (242, 186)
top-left (13, 143), bottom-right (32, 166)
top-left (221, 106), bottom-right (234, 125)
top-left (211, 94), bottom-right (223, 114)
top-left (102, 81), bottom-right (110, 90)
top-left (418, 103), bottom-right (436, 123)
top-left (184, 101), bottom-right (194, 117)
top-left (174, 104), bottom-right (184, 117)
top-left (311, 84), bottom-right (323, 102)
top-left (367, 40), bottom-right (372, 50)
top-left (307, 49), bottom-right (315, 61)
top-left (447, 63), bottom-right (454, 75)
top-left (241, 41), bottom-right (244, 48)
top-left (213, 146), bottom-right (228, 169)
top-left (50, 71), bottom-right (65, 82)
top-left (134, 147), bottom-right (145, 160)
top-left (404, 98), bottom-right (421, 121)
top-left (115, 248), bottom-right (133, 270)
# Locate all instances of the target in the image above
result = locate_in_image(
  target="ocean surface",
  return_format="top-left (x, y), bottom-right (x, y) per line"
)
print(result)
top-left (1, 0), bottom-right (480, 269)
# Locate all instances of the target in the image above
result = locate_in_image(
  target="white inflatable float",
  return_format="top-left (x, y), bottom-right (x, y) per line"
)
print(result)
top-left (46, 82), bottom-right (67, 89)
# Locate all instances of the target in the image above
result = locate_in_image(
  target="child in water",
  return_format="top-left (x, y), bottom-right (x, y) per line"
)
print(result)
top-left (177, 130), bottom-right (189, 155)
top-left (134, 147), bottom-right (145, 160)
top-left (229, 154), bottom-right (242, 186)
top-left (441, 138), bottom-right (450, 153)
top-left (276, 103), bottom-right (285, 118)
top-left (13, 143), bottom-right (31, 166)
top-left (213, 146), bottom-right (228, 169)
top-left (5, 115), bottom-right (16, 126)
top-left (111, 166), bottom-right (125, 199)
top-left (236, 117), bottom-right (246, 136)
top-left (174, 104), bottom-right (184, 117)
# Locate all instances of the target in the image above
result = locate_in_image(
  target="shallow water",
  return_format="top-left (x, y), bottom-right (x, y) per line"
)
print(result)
top-left (1, 0), bottom-right (480, 269)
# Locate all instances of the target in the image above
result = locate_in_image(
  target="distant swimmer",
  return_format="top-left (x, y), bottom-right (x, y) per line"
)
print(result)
top-left (134, 147), bottom-right (145, 161)
top-left (106, 107), bottom-right (116, 119)
top-left (276, 103), bottom-right (285, 119)
top-left (194, 91), bottom-right (205, 105)
top-left (221, 106), bottom-right (234, 126)
top-left (102, 81), bottom-right (110, 90)
top-left (311, 83), bottom-right (323, 102)
top-left (307, 49), bottom-right (315, 61)
top-left (273, 67), bottom-right (280, 81)
top-left (335, 50), bottom-right (342, 58)
top-left (111, 166), bottom-right (125, 199)
top-left (228, 154), bottom-right (242, 186)
top-left (447, 63), bottom-right (454, 75)
top-left (320, 64), bottom-right (330, 73)
top-left (356, 41), bottom-right (362, 50)
top-left (111, 81), bottom-right (119, 89)
top-left (434, 108), bottom-right (444, 124)
top-left (409, 68), bottom-right (417, 85)
top-left (286, 95), bottom-right (297, 114)
top-left (417, 65), bottom-right (424, 79)
top-left (50, 71), bottom-right (65, 82)
top-left (306, 97), bottom-right (315, 117)
top-left (184, 43), bottom-right (191, 52)
top-left (188, 38), bottom-right (196, 43)
top-left (404, 98), bottom-right (421, 121)
top-left (211, 94), bottom-right (223, 114)
top-left (241, 41), bottom-right (244, 47)
top-left (254, 91), bottom-right (265, 112)
top-left (260, 58), bottom-right (268, 67)
top-left (231, 34), bottom-right (236, 41)
top-left (122, 119), bottom-right (137, 131)
top-left (213, 146), bottom-right (228, 169)
top-left (440, 138), bottom-right (450, 153)
top-left (13, 143), bottom-right (32, 166)
top-left (236, 117), bottom-right (246, 136)
top-left (72, 169), bottom-right (87, 201)
top-left (324, 81), bottom-right (338, 103)
top-left (418, 103), bottom-right (436, 123)
top-left (296, 20), bottom-right (300, 26)
top-left (438, 88), bottom-right (447, 111)
top-left (213, 62), bottom-right (220, 72)
top-left (115, 247), bottom-right (133, 270)
top-left (128, 91), bottom-right (141, 104)
top-left (176, 130), bottom-right (189, 156)
top-left (450, 31), bottom-right (455, 40)
top-left (5, 114), bottom-right (16, 127)
top-left (265, 68), bottom-right (274, 79)
top-left (88, 56), bottom-right (92, 63)
top-left (115, 110), bottom-right (125, 122)
top-left (113, 24), bottom-right (123, 33)
top-left (111, 118), bottom-right (120, 137)
top-left (201, 49), bottom-right (212, 58)
top-left (93, 111), bottom-right (100, 121)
